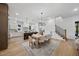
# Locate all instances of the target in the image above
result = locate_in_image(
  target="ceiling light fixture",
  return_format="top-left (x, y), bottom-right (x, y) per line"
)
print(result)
top-left (16, 13), bottom-right (19, 15)
top-left (73, 8), bottom-right (78, 12)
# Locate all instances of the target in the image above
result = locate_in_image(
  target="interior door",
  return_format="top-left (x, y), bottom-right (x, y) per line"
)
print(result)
top-left (0, 4), bottom-right (8, 51)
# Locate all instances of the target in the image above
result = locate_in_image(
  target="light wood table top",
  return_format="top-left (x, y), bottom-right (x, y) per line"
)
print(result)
top-left (32, 34), bottom-right (42, 39)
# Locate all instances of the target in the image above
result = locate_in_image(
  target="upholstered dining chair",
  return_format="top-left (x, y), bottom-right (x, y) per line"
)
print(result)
top-left (28, 36), bottom-right (35, 48)
top-left (38, 36), bottom-right (46, 47)
top-left (39, 37), bottom-right (45, 43)
top-left (44, 34), bottom-right (52, 44)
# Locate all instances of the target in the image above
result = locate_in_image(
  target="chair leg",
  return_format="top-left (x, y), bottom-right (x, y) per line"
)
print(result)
top-left (38, 42), bottom-right (42, 48)
top-left (32, 42), bottom-right (35, 48)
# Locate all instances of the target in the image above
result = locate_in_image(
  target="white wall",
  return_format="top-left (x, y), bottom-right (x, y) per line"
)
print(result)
top-left (56, 15), bottom-right (79, 39)
top-left (22, 17), bottom-right (55, 34)
top-left (9, 16), bottom-right (55, 36)
top-left (55, 16), bottom-right (65, 29)
top-left (63, 15), bottom-right (79, 39)
top-left (8, 18), bottom-right (17, 30)
top-left (8, 17), bottom-right (24, 32)
top-left (44, 17), bottom-right (55, 35)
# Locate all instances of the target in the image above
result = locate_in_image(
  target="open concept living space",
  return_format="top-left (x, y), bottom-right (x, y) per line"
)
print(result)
top-left (0, 3), bottom-right (79, 56)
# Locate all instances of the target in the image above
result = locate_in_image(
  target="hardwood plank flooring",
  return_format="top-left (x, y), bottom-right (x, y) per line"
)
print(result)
top-left (0, 36), bottom-right (78, 56)
top-left (0, 37), bottom-right (28, 56)
top-left (52, 40), bottom-right (77, 56)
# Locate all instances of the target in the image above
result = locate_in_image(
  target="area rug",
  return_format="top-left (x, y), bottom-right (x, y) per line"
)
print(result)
top-left (22, 39), bottom-right (61, 56)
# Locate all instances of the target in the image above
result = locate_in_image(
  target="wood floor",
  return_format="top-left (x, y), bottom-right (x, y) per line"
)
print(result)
top-left (52, 40), bottom-right (78, 56)
top-left (0, 37), bottom-right (78, 56)
top-left (0, 37), bottom-right (28, 56)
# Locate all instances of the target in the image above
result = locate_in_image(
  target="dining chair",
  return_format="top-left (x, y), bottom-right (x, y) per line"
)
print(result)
top-left (38, 36), bottom-right (46, 47)
top-left (44, 34), bottom-right (52, 44)
top-left (28, 36), bottom-right (35, 48)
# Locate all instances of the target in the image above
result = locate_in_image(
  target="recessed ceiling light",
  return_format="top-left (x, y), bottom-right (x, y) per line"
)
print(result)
top-left (56, 16), bottom-right (63, 22)
top-left (73, 8), bottom-right (78, 12)
top-left (58, 16), bottom-right (62, 19)
top-left (56, 16), bottom-right (62, 20)
top-left (16, 13), bottom-right (19, 15)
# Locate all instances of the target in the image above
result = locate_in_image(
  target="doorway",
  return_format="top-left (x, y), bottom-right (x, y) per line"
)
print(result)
top-left (75, 21), bottom-right (79, 38)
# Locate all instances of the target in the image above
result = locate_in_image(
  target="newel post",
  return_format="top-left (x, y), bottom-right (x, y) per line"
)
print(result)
top-left (64, 29), bottom-right (67, 41)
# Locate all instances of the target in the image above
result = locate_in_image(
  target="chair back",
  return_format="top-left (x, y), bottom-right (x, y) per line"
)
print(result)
top-left (29, 36), bottom-right (32, 41)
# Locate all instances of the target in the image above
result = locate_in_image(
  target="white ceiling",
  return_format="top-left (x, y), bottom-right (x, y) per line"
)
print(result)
top-left (8, 3), bottom-right (79, 20)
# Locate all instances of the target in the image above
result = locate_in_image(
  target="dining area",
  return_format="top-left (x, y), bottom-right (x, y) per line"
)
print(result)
top-left (22, 31), bottom-right (60, 56)
top-left (28, 32), bottom-right (52, 49)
